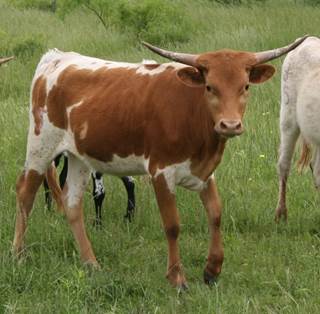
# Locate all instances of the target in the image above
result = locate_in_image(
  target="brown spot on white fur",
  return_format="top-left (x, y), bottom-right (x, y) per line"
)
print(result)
top-left (32, 76), bottom-right (47, 135)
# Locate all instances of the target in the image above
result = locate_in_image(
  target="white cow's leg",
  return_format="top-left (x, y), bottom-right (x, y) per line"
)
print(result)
top-left (62, 155), bottom-right (98, 267)
top-left (200, 176), bottom-right (223, 285)
top-left (311, 147), bottom-right (320, 188)
top-left (276, 114), bottom-right (300, 222)
top-left (152, 174), bottom-right (187, 289)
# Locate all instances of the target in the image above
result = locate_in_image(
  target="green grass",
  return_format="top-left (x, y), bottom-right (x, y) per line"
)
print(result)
top-left (1, 0), bottom-right (320, 313)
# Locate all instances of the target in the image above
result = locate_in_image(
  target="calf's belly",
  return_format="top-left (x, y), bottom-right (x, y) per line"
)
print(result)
top-left (85, 154), bottom-right (149, 176)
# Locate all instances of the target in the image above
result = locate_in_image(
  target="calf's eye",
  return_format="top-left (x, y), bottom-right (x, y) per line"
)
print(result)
top-left (245, 84), bottom-right (249, 91)
top-left (206, 85), bottom-right (211, 92)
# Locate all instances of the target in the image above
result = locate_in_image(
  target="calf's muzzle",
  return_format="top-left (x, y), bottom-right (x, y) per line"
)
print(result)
top-left (215, 119), bottom-right (244, 138)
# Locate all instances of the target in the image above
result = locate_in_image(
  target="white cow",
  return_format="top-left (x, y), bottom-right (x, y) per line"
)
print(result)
top-left (276, 36), bottom-right (320, 222)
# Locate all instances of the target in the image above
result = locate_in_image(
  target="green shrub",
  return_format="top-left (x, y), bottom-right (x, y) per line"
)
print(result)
top-left (115, 0), bottom-right (191, 44)
top-left (6, 0), bottom-right (56, 12)
top-left (303, 0), bottom-right (320, 5)
top-left (6, 0), bottom-right (192, 45)
top-left (11, 36), bottom-right (46, 58)
top-left (214, 0), bottom-right (243, 4)
top-left (209, 0), bottom-right (267, 5)
top-left (57, 0), bottom-right (192, 45)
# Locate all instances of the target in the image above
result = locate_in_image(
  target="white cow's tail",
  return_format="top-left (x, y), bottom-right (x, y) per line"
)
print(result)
top-left (297, 137), bottom-right (312, 173)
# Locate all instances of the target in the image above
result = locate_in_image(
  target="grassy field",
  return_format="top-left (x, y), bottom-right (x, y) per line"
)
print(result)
top-left (1, 0), bottom-right (320, 313)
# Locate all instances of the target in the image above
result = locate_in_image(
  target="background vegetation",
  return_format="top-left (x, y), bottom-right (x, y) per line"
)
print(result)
top-left (1, 0), bottom-right (320, 313)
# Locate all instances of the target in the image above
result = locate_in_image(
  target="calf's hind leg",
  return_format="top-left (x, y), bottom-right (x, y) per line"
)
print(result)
top-left (63, 155), bottom-right (98, 267)
top-left (13, 169), bottom-right (45, 255)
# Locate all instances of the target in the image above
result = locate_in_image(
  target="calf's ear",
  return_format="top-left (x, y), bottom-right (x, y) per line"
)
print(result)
top-left (249, 64), bottom-right (275, 84)
top-left (176, 67), bottom-right (205, 87)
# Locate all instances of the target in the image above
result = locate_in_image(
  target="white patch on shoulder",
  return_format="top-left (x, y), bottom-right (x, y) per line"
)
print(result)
top-left (154, 159), bottom-right (208, 194)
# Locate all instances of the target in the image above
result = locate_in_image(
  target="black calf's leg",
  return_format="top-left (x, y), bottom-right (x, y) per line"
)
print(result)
top-left (58, 154), bottom-right (68, 189)
top-left (43, 178), bottom-right (52, 210)
top-left (92, 172), bottom-right (105, 226)
top-left (121, 176), bottom-right (135, 222)
top-left (44, 154), bottom-right (67, 210)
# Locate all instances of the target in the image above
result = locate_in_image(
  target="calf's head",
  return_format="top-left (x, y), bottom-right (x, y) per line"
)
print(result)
top-left (143, 37), bottom-right (308, 138)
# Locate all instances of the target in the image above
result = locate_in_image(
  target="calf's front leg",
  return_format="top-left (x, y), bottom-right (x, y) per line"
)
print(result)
top-left (152, 174), bottom-right (187, 289)
top-left (200, 176), bottom-right (224, 285)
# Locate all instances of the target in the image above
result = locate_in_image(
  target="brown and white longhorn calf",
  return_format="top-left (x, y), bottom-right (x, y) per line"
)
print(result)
top-left (13, 37), bottom-right (307, 288)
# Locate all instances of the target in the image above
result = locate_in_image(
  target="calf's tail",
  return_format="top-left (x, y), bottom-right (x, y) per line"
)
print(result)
top-left (45, 164), bottom-right (65, 212)
top-left (297, 137), bottom-right (312, 173)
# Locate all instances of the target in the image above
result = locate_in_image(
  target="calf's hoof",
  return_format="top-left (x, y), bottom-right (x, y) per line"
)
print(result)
top-left (92, 219), bottom-right (102, 228)
top-left (11, 244), bottom-right (25, 259)
top-left (83, 260), bottom-right (101, 273)
top-left (123, 211), bottom-right (134, 222)
top-left (203, 269), bottom-right (219, 286)
top-left (177, 282), bottom-right (189, 293)
top-left (166, 263), bottom-right (187, 289)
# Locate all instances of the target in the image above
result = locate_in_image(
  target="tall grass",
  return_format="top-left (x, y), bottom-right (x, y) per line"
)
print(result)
top-left (1, 0), bottom-right (320, 313)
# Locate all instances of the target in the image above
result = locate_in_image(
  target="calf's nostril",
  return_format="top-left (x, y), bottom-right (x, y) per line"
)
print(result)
top-left (220, 121), bottom-right (228, 130)
top-left (235, 122), bottom-right (242, 130)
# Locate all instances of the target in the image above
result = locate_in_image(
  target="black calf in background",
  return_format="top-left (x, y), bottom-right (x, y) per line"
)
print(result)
top-left (43, 154), bottom-right (136, 225)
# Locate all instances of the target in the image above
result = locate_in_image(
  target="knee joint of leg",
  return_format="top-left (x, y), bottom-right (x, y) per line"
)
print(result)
top-left (278, 159), bottom-right (290, 175)
top-left (210, 214), bottom-right (221, 228)
top-left (66, 208), bottom-right (81, 224)
top-left (16, 171), bottom-right (26, 194)
top-left (214, 215), bottom-right (221, 227)
top-left (165, 225), bottom-right (180, 239)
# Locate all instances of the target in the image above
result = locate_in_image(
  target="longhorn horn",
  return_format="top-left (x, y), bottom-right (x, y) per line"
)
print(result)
top-left (254, 35), bottom-right (309, 64)
top-left (142, 41), bottom-right (198, 67)
top-left (0, 56), bottom-right (14, 65)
